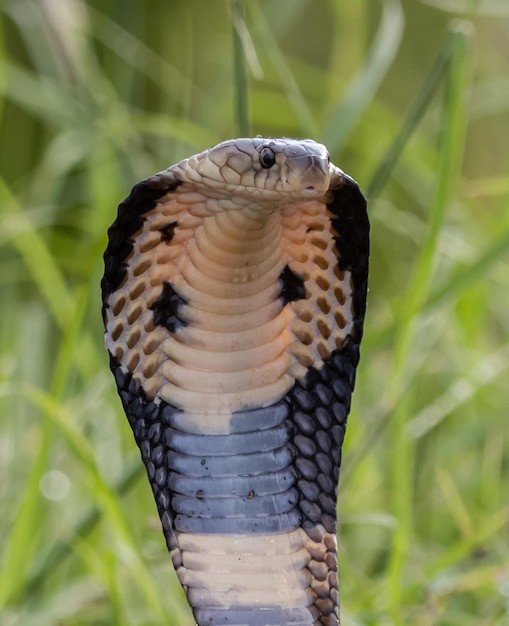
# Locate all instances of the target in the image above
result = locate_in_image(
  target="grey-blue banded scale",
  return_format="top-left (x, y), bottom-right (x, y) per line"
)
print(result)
top-left (101, 137), bottom-right (369, 626)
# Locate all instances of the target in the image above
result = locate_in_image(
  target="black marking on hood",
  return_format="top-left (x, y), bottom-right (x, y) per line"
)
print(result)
top-left (328, 176), bottom-right (369, 341)
top-left (159, 221), bottom-right (178, 242)
top-left (101, 176), bottom-right (182, 323)
top-left (279, 264), bottom-right (306, 306)
top-left (150, 281), bottom-right (188, 333)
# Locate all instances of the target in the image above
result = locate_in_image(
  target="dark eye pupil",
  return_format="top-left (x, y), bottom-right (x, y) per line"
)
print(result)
top-left (260, 147), bottom-right (276, 169)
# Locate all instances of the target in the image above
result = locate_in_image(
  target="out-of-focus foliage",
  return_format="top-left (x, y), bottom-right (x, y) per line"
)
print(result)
top-left (0, 1), bottom-right (508, 624)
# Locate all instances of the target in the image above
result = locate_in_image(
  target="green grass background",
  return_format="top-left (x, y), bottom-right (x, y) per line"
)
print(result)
top-left (1, 1), bottom-right (508, 624)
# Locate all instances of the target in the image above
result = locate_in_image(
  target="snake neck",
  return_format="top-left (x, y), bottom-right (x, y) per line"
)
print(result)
top-left (184, 206), bottom-right (285, 299)
top-left (158, 205), bottom-right (295, 421)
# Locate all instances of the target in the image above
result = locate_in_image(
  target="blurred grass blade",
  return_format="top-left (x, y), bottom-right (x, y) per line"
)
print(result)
top-left (0, 181), bottom-right (76, 606)
top-left (0, 176), bottom-right (100, 382)
top-left (248, 0), bottom-right (319, 137)
top-left (0, 177), bottom-right (73, 326)
top-left (2, 384), bottom-right (172, 621)
top-left (231, 0), bottom-right (251, 136)
top-left (427, 223), bottom-right (509, 307)
top-left (24, 459), bottom-right (143, 600)
top-left (0, 13), bottom-right (6, 123)
top-left (403, 504), bottom-right (509, 602)
top-left (367, 39), bottom-right (452, 198)
top-left (435, 467), bottom-right (474, 538)
top-left (324, 0), bottom-right (404, 152)
top-left (0, 285), bottom-right (90, 605)
top-left (89, 6), bottom-right (204, 105)
top-left (407, 341), bottom-right (509, 439)
top-left (386, 20), bottom-right (473, 623)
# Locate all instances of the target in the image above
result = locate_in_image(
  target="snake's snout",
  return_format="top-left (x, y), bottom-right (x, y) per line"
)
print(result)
top-left (286, 154), bottom-right (331, 196)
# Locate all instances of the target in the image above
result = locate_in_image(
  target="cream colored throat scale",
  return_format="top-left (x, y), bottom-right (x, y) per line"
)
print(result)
top-left (101, 137), bottom-right (369, 626)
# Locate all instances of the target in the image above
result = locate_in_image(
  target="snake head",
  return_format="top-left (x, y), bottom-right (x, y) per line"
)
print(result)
top-left (173, 137), bottom-right (332, 204)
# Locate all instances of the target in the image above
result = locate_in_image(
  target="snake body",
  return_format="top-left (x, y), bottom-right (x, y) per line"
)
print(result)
top-left (101, 137), bottom-right (369, 625)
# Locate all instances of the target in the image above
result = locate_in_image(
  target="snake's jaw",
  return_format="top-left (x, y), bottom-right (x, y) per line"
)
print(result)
top-left (102, 137), bottom-right (369, 626)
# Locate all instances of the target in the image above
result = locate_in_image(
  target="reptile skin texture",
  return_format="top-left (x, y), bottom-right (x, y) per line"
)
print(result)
top-left (101, 138), bottom-right (369, 626)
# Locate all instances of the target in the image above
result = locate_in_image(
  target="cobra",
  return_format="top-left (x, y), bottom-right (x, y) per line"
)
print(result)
top-left (101, 137), bottom-right (369, 625)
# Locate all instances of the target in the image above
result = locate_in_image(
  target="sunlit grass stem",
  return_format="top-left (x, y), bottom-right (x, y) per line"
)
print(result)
top-left (386, 21), bottom-right (473, 622)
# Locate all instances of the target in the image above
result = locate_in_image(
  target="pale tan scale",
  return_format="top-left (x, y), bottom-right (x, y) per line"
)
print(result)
top-left (126, 350), bottom-right (140, 372)
top-left (334, 284), bottom-right (346, 305)
top-left (154, 248), bottom-right (177, 267)
top-left (316, 315), bottom-right (332, 340)
top-left (291, 318), bottom-right (314, 346)
top-left (316, 338), bottom-right (332, 361)
top-left (181, 546), bottom-right (310, 574)
top-left (143, 316), bottom-right (156, 333)
top-left (110, 293), bottom-right (126, 316)
top-left (143, 328), bottom-right (166, 355)
top-left (161, 349), bottom-right (290, 394)
top-left (278, 208), bottom-right (303, 231)
top-left (172, 309), bottom-right (291, 352)
top-left (112, 344), bottom-right (123, 362)
top-left (186, 587), bottom-right (310, 612)
top-left (185, 237), bottom-right (281, 284)
top-left (290, 342), bottom-right (315, 369)
top-left (237, 168), bottom-right (256, 188)
top-left (141, 352), bottom-right (164, 378)
top-left (110, 319), bottom-right (124, 342)
top-left (178, 254), bottom-right (285, 300)
top-left (310, 235), bottom-right (328, 251)
top-left (174, 191), bottom-right (207, 205)
top-left (333, 265), bottom-right (345, 281)
top-left (128, 279), bottom-right (146, 300)
top-left (171, 276), bottom-right (281, 316)
top-left (125, 326), bottom-right (141, 349)
top-left (293, 359), bottom-right (313, 381)
top-left (177, 300), bottom-right (284, 334)
top-left (147, 246), bottom-right (181, 273)
top-left (195, 214), bottom-right (281, 261)
top-left (160, 375), bottom-right (294, 414)
top-left (216, 209), bottom-right (279, 243)
top-left (219, 163), bottom-right (242, 185)
top-left (139, 232), bottom-right (162, 253)
top-left (333, 307), bottom-right (348, 330)
top-left (143, 374), bottom-right (165, 400)
top-left (292, 300), bottom-right (313, 323)
top-left (184, 570), bottom-right (311, 592)
top-left (196, 218), bottom-right (248, 254)
top-left (131, 257), bottom-right (152, 277)
top-left (162, 330), bottom-right (290, 373)
top-left (314, 271), bottom-right (330, 292)
top-left (314, 254), bottom-right (329, 270)
top-left (281, 240), bottom-right (308, 264)
top-left (176, 528), bottom-right (336, 612)
top-left (126, 302), bottom-right (144, 325)
top-left (317, 294), bottom-right (331, 315)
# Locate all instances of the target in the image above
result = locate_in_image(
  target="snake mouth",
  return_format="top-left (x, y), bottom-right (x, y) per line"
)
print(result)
top-left (301, 184), bottom-right (324, 196)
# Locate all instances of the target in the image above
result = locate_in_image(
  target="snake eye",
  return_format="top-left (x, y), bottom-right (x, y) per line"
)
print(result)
top-left (259, 147), bottom-right (276, 169)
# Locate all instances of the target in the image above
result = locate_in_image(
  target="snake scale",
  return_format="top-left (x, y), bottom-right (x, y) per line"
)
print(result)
top-left (101, 137), bottom-right (369, 626)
